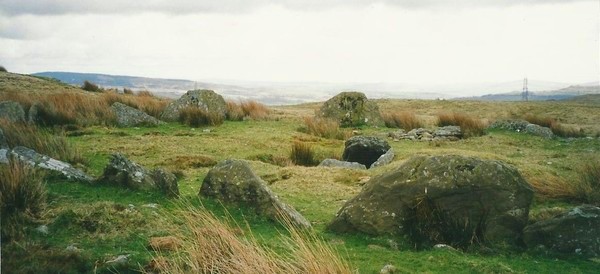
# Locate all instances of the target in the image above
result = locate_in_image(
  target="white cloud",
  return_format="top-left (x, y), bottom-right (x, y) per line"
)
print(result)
top-left (0, 1), bottom-right (598, 87)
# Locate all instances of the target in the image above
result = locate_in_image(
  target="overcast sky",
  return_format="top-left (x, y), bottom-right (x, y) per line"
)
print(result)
top-left (1, 0), bottom-right (598, 85)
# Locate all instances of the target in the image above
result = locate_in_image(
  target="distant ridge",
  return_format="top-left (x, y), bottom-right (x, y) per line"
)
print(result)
top-left (457, 84), bottom-right (600, 101)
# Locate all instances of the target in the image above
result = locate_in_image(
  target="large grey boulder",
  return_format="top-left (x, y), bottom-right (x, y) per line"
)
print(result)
top-left (111, 102), bottom-right (162, 127)
top-left (9, 146), bottom-right (93, 183)
top-left (96, 153), bottom-right (179, 197)
top-left (433, 126), bottom-right (462, 140)
top-left (319, 159), bottom-right (366, 170)
top-left (159, 90), bottom-right (227, 122)
top-left (317, 92), bottom-right (384, 127)
top-left (525, 124), bottom-right (554, 139)
top-left (199, 159), bottom-right (311, 229)
top-left (0, 101), bottom-right (25, 123)
top-left (342, 136), bottom-right (391, 168)
top-left (523, 205), bottom-right (600, 257)
top-left (327, 155), bottom-right (534, 248)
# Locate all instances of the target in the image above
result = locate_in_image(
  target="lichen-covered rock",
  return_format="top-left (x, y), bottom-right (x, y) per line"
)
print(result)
top-left (10, 146), bottom-right (93, 183)
top-left (159, 90), bottom-right (227, 122)
top-left (317, 92), bottom-right (384, 127)
top-left (111, 102), bottom-right (162, 127)
top-left (342, 136), bottom-right (391, 168)
top-left (0, 101), bottom-right (25, 123)
top-left (199, 159), bottom-right (311, 228)
top-left (319, 159), bottom-right (366, 170)
top-left (525, 124), bottom-right (554, 139)
top-left (489, 119), bottom-right (530, 132)
top-left (523, 205), bottom-right (600, 257)
top-left (433, 126), bottom-right (462, 140)
top-left (371, 148), bottom-right (395, 168)
top-left (327, 155), bottom-right (534, 248)
top-left (152, 168), bottom-right (179, 198)
top-left (96, 153), bottom-right (179, 197)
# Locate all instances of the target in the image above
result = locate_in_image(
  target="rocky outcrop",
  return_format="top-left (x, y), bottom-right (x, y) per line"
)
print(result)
top-left (489, 119), bottom-right (554, 139)
top-left (318, 159), bottom-right (366, 170)
top-left (159, 90), bottom-right (227, 122)
top-left (317, 92), bottom-right (384, 127)
top-left (523, 205), bottom-right (600, 257)
top-left (327, 155), bottom-right (534, 248)
top-left (371, 148), bottom-right (395, 168)
top-left (96, 153), bottom-right (179, 197)
top-left (9, 146), bottom-right (93, 183)
top-left (199, 159), bottom-right (311, 228)
top-left (111, 102), bottom-right (162, 127)
top-left (0, 101), bottom-right (25, 123)
top-left (342, 136), bottom-right (391, 168)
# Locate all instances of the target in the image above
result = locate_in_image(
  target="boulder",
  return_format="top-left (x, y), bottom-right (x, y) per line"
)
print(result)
top-left (317, 92), bottom-right (384, 127)
top-left (371, 148), bottom-right (395, 168)
top-left (523, 205), bottom-right (600, 257)
top-left (319, 159), bottom-right (367, 170)
top-left (433, 126), bottom-right (462, 140)
top-left (152, 168), bottom-right (179, 198)
top-left (342, 136), bottom-right (391, 168)
top-left (0, 128), bottom-right (7, 149)
top-left (111, 102), bottom-right (162, 127)
top-left (96, 153), bottom-right (179, 196)
top-left (525, 124), bottom-right (554, 139)
top-left (199, 159), bottom-right (311, 229)
top-left (27, 103), bottom-right (41, 124)
top-left (10, 146), bottom-right (93, 183)
top-left (159, 90), bottom-right (227, 122)
top-left (327, 155), bottom-right (534, 248)
top-left (0, 101), bottom-right (25, 123)
top-left (489, 119), bottom-right (530, 132)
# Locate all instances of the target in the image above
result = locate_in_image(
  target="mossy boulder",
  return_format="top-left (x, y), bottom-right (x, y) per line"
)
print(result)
top-left (318, 92), bottom-right (383, 127)
top-left (327, 155), bottom-right (534, 248)
top-left (159, 90), bottom-right (227, 122)
top-left (199, 159), bottom-right (311, 228)
top-left (0, 101), bottom-right (25, 123)
top-left (111, 102), bottom-right (162, 127)
top-left (523, 205), bottom-right (600, 257)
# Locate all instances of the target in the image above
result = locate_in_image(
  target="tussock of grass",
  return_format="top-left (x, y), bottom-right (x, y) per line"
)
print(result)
top-left (226, 100), bottom-right (271, 121)
top-left (0, 119), bottom-right (84, 164)
top-left (290, 142), bottom-right (317, 166)
top-left (436, 112), bottom-right (486, 137)
top-left (0, 160), bottom-right (46, 240)
top-left (575, 160), bottom-right (600, 205)
top-left (81, 80), bottom-right (102, 92)
top-left (528, 175), bottom-right (577, 201)
top-left (523, 114), bottom-right (585, 138)
top-left (100, 90), bottom-right (169, 118)
top-left (157, 206), bottom-right (352, 274)
top-left (383, 111), bottom-right (423, 130)
top-left (302, 117), bottom-right (350, 140)
top-left (178, 106), bottom-right (224, 127)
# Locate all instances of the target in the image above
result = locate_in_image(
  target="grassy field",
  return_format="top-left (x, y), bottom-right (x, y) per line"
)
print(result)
top-left (2, 72), bottom-right (600, 273)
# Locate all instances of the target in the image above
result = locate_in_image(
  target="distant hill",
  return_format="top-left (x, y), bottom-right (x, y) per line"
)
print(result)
top-left (564, 93), bottom-right (600, 105)
top-left (457, 85), bottom-right (600, 101)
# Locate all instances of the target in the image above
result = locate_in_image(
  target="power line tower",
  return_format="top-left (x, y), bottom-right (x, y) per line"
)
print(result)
top-left (522, 77), bottom-right (529, 102)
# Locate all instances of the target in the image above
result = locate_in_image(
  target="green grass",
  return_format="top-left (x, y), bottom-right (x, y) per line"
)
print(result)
top-left (4, 94), bottom-right (600, 273)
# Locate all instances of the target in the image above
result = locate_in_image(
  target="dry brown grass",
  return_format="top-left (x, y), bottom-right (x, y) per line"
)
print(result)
top-left (178, 106), bottom-right (224, 127)
top-left (575, 159), bottom-right (600, 205)
top-left (528, 175), bottom-right (577, 201)
top-left (382, 111), bottom-right (423, 130)
top-left (226, 100), bottom-right (270, 121)
top-left (436, 112), bottom-right (486, 137)
top-left (523, 114), bottom-right (585, 138)
top-left (0, 119), bottom-right (84, 164)
top-left (0, 160), bottom-right (46, 240)
top-left (302, 117), bottom-right (351, 140)
top-left (156, 206), bottom-right (352, 274)
top-left (100, 91), bottom-right (169, 118)
top-left (161, 155), bottom-right (217, 169)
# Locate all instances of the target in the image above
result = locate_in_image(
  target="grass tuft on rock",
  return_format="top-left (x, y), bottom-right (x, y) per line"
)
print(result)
top-left (290, 142), bottom-right (317, 166)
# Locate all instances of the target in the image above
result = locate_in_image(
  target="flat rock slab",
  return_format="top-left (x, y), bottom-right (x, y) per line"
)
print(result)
top-left (371, 148), bottom-right (394, 168)
top-left (200, 159), bottom-right (311, 229)
top-left (10, 146), bottom-right (93, 183)
top-left (319, 159), bottom-right (366, 170)
top-left (111, 102), bottom-right (162, 127)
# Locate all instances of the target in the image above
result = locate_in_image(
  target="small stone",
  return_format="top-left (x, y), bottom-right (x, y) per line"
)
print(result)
top-left (35, 225), bottom-right (49, 235)
top-left (433, 244), bottom-right (456, 251)
top-left (380, 264), bottom-right (397, 274)
top-left (65, 244), bottom-right (81, 253)
top-left (106, 254), bottom-right (130, 267)
top-left (143, 203), bottom-right (159, 209)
